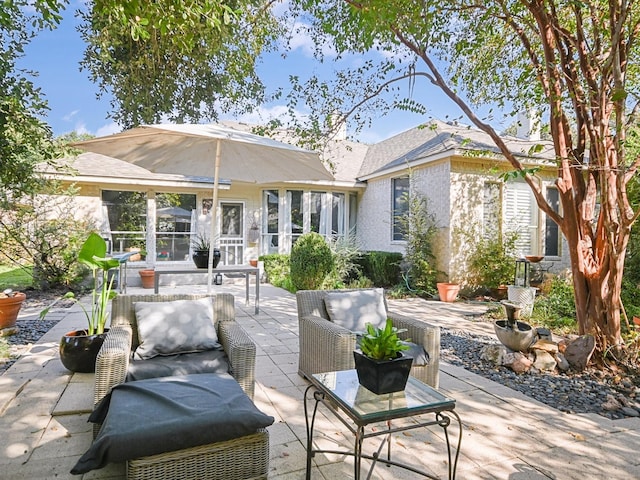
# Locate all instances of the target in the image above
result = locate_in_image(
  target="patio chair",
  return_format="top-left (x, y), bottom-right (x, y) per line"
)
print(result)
top-left (93, 293), bottom-right (268, 480)
top-left (297, 288), bottom-right (440, 388)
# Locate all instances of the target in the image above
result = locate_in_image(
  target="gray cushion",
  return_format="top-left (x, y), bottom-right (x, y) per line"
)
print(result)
top-left (71, 373), bottom-right (274, 474)
top-left (133, 298), bottom-right (220, 360)
top-left (401, 341), bottom-right (430, 366)
top-left (127, 349), bottom-right (229, 382)
top-left (324, 289), bottom-right (387, 332)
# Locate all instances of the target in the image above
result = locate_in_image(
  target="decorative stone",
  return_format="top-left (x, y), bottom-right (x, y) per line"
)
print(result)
top-left (0, 326), bottom-right (20, 337)
top-left (480, 344), bottom-right (506, 366)
top-left (530, 339), bottom-right (559, 354)
top-left (536, 327), bottom-right (553, 341)
top-left (554, 352), bottom-right (570, 372)
top-left (602, 394), bottom-right (622, 411)
top-left (532, 350), bottom-right (557, 371)
top-left (503, 352), bottom-right (533, 374)
top-left (620, 406), bottom-right (640, 417)
top-left (564, 335), bottom-right (596, 372)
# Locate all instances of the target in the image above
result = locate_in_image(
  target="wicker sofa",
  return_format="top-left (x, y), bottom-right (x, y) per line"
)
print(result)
top-left (296, 288), bottom-right (441, 388)
top-left (93, 293), bottom-right (269, 480)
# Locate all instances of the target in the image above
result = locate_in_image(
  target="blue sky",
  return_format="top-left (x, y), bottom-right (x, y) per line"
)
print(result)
top-left (19, 2), bottom-right (503, 144)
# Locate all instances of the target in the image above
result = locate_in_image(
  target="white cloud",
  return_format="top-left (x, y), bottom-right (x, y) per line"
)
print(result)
top-left (62, 110), bottom-right (79, 122)
top-left (95, 122), bottom-right (120, 137)
top-left (287, 22), bottom-right (336, 58)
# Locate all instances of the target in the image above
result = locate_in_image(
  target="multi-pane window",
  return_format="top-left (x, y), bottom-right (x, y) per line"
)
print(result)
top-left (545, 187), bottom-right (560, 256)
top-left (392, 177), bottom-right (410, 241)
top-left (263, 190), bottom-right (279, 253)
top-left (262, 189), bottom-right (352, 253)
top-left (504, 181), bottom-right (538, 255)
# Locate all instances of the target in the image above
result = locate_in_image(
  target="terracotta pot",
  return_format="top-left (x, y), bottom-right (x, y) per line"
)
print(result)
top-left (0, 292), bottom-right (26, 331)
top-left (437, 282), bottom-right (460, 303)
top-left (139, 269), bottom-right (155, 289)
top-left (59, 329), bottom-right (108, 373)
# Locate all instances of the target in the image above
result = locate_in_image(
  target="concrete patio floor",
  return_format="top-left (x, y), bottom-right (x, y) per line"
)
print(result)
top-left (1, 281), bottom-right (640, 479)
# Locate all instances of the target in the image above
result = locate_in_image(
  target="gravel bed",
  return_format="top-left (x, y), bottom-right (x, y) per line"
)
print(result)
top-left (441, 328), bottom-right (640, 419)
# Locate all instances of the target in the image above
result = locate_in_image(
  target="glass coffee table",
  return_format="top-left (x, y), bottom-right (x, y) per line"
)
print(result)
top-left (304, 370), bottom-right (461, 480)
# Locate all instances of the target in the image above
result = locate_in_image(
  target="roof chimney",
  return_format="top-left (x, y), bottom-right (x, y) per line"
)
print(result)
top-left (516, 109), bottom-right (541, 141)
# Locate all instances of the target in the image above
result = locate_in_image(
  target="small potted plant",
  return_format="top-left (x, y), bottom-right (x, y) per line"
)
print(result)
top-left (191, 233), bottom-right (221, 269)
top-left (40, 233), bottom-right (120, 373)
top-left (353, 318), bottom-right (413, 394)
top-left (0, 289), bottom-right (26, 334)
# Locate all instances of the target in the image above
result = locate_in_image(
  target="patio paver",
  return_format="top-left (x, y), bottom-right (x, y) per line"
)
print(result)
top-left (1, 282), bottom-right (639, 479)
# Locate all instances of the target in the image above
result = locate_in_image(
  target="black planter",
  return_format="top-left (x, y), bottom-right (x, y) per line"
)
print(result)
top-left (192, 249), bottom-right (221, 269)
top-left (353, 350), bottom-right (413, 395)
top-left (59, 329), bottom-right (108, 373)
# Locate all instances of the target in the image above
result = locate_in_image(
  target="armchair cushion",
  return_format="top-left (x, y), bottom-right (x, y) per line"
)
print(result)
top-left (127, 349), bottom-right (229, 382)
top-left (323, 288), bottom-right (386, 332)
top-left (133, 298), bottom-right (220, 360)
top-left (401, 341), bottom-right (430, 366)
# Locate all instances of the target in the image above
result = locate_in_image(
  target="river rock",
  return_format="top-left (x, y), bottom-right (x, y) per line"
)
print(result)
top-left (554, 352), bottom-right (570, 372)
top-left (532, 349), bottom-right (557, 371)
top-left (536, 327), bottom-right (553, 341)
top-left (480, 344), bottom-right (505, 366)
top-left (530, 339), bottom-right (559, 354)
top-left (504, 351), bottom-right (533, 374)
top-left (564, 335), bottom-right (595, 372)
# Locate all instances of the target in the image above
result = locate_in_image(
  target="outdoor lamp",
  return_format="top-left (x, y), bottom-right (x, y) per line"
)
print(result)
top-left (514, 258), bottom-right (530, 287)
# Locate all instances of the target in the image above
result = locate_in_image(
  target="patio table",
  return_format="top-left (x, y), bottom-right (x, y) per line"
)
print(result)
top-left (153, 265), bottom-right (260, 313)
top-left (304, 369), bottom-right (462, 480)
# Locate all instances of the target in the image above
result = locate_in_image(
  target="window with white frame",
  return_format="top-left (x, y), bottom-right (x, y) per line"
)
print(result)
top-left (262, 190), bottom-right (279, 253)
top-left (545, 186), bottom-right (561, 256)
top-left (262, 189), bottom-right (351, 253)
top-left (392, 176), bottom-right (410, 241)
top-left (504, 181), bottom-right (538, 255)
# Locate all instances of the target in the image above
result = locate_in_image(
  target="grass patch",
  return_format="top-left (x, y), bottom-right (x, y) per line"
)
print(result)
top-left (0, 265), bottom-right (33, 290)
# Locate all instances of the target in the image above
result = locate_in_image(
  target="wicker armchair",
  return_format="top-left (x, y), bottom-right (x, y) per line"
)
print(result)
top-left (297, 288), bottom-right (440, 388)
top-left (93, 293), bottom-right (268, 480)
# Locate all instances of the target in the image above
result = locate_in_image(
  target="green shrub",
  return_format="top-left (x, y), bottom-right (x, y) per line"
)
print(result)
top-left (396, 193), bottom-right (439, 296)
top-left (327, 235), bottom-right (362, 284)
top-left (358, 251), bottom-right (403, 287)
top-left (466, 229), bottom-right (518, 290)
top-left (530, 276), bottom-right (577, 333)
top-left (621, 276), bottom-right (640, 328)
top-left (290, 233), bottom-right (334, 290)
top-left (259, 254), bottom-right (291, 289)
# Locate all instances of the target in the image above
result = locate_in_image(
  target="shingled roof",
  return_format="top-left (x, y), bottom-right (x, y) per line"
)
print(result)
top-left (358, 119), bottom-right (555, 179)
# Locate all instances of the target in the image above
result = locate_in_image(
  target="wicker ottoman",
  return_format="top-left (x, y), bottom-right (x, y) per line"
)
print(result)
top-left (127, 428), bottom-right (269, 480)
top-left (74, 373), bottom-right (272, 480)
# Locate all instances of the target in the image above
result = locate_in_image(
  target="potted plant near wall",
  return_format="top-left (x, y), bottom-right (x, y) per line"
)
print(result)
top-left (0, 289), bottom-right (26, 334)
top-left (353, 319), bottom-right (413, 394)
top-left (40, 233), bottom-right (120, 373)
top-left (191, 233), bottom-right (221, 269)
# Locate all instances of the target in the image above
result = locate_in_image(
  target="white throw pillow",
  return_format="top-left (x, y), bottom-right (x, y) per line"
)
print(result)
top-left (133, 298), bottom-right (220, 360)
top-left (323, 289), bottom-right (387, 333)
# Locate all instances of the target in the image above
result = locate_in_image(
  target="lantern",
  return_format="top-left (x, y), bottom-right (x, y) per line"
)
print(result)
top-left (514, 258), bottom-right (530, 287)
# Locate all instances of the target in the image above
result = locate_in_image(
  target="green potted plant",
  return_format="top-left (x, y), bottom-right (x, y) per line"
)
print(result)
top-left (353, 318), bottom-right (413, 394)
top-left (40, 232), bottom-right (120, 373)
top-left (191, 233), bottom-right (221, 269)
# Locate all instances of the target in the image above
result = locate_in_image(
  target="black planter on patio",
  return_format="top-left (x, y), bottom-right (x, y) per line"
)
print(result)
top-left (353, 350), bottom-right (413, 395)
top-left (192, 249), bottom-right (221, 269)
